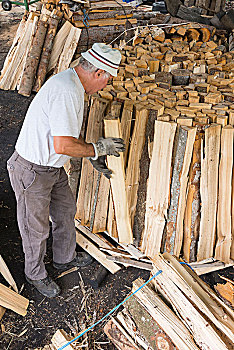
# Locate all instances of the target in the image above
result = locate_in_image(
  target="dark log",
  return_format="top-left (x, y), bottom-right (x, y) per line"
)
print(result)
top-left (155, 72), bottom-right (172, 86)
top-left (33, 10), bottom-right (62, 92)
top-left (18, 15), bottom-right (49, 97)
top-left (220, 9), bottom-right (234, 32)
top-left (171, 69), bottom-right (190, 86)
top-left (177, 5), bottom-right (211, 25)
top-left (164, 0), bottom-right (183, 17)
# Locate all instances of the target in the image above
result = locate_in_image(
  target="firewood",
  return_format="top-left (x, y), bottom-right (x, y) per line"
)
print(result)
top-left (141, 121), bottom-right (177, 258)
top-left (197, 124), bottom-right (221, 261)
top-left (105, 118), bottom-right (133, 244)
top-left (33, 10), bottom-right (62, 92)
top-left (126, 106), bottom-right (149, 226)
top-left (76, 97), bottom-right (109, 227)
top-left (164, 126), bottom-right (196, 256)
top-left (18, 14), bottom-right (49, 96)
top-left (215, 282), bottom-right (234, 307)
top-left (215, 126), bottom-right (233, 263)
top-left (0, 284), bottom-right (29, 316)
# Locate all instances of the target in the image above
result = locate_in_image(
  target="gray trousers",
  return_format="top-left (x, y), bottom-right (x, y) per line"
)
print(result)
top-left (7, 151), bottom-right (77, 280)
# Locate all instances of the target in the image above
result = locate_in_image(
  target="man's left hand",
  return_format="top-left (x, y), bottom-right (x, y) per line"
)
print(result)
top-left (88, 156), bottom-right (112, 179)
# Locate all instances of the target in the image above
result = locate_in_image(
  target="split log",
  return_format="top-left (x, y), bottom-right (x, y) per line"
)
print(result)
top-left (197, 124), bottom-right (221, 261)
top-left (0, 255), bottom-right (18, 292)
top-left (132, 278), bottom-right (199, 350)
top-left (183, 127), bottom-right (206, 262)
top-left (215, 126), bottom-right (233, 263)
top-left (104, 118), bottom-right (133, 244)
top-left (0, 283), bottom-right (29, 316)
top-left (141, 121), bottom-right (177, 259)
top-left (164, 126), bottom-right (196, 256)
top-left (76, 97), bottom-right (109, 226)
top-left (33, 10), bottom-right (62, 92)
top-left (214, 282), bottom-right (234, 306)
top-left (120, 100), bottom-right (134, 167)
top-left (51, 329), bottom-right (75, 350)
top-left (0, 12), bottom-right (28, 79)
top-left (152, 254), bottom-right (234, 349)
top-left (125, 106), bottom-right (149, 226)
top-left (47, 21), bottom-right (73, 73)
top-left (0, 13), bottom-right (39, 90)
top-left (54, 25), bottom-right (82, 74)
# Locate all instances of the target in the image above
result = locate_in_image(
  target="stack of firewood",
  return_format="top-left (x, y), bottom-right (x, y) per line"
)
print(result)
top-left (0, 8), bottom-right (82, 96)
top-left (104, 253), bottom-right (234, 350)
top-left (75, 24), bottom-right (233, 264)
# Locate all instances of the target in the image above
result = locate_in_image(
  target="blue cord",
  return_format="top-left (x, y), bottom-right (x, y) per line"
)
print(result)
top-left (82, 9), bottom-right (89, 28)
top-left (58, 270), bottom-right (162, 350)
top-left (179, 261), bottom-right (195, 272)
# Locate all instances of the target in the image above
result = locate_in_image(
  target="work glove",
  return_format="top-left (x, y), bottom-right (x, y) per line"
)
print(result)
top-left (89, 156), bottom-right (112, 179)
top-left (92, 137), bottom-right (125, 159)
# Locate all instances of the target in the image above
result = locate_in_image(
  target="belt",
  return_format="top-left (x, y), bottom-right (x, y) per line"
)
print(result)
top-left (12, 151), bottom-right (60, 172)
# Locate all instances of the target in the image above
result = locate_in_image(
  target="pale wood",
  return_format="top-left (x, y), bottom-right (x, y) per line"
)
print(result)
top-left (231, 170), bottom-right (234, 260)
top-left (104, 119), bottom-right (133, 244)
top-left (197, 124), bottom-right (221, 261)
top-left (126, 106), bottom-right (149, 226)
top-left (92, 175), bottom-right (110, 233)
top-left (191, 259), bottom-right (234, 275)
top-left (141, 121), bottom-right (177, 259)
top-left (54, 26), bottom-right (82, 74)
top-left (0, 255), bottom-right (18, 292)
top-left (0, 283), bottom-right (29, 316)
top-left (215, 282), bottom-right (234, 306)
top-left (76, 97), bottom-right (109, 227)
top-left (75, 220), bottom-right (111, 249)
top-left (0, 13), bottom-right (28, 79)
top-left (132, 279), bottom-right (199, 350)
top-left (0, 13), bottom-right (38, 90)
top-left (76, 231), bottom-right (121, 273)
top-left (47, 21), bottom-right (73, 73)
top-left (16, 15), bottom-right (39, 90)
top-left (152, 254), bottom-right (233, 349)
top-left (215, 126), bottom-right (233, 263)
top-left (51, 329), bottom-right (75, 350)
top-left (164, 126), bottom-right (196, 256)
top-left (0, 306), bottom-right (6, 321)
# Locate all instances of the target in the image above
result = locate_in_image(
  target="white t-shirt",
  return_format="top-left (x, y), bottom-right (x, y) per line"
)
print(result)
top-left (16, 68), bottom-right (85, 168)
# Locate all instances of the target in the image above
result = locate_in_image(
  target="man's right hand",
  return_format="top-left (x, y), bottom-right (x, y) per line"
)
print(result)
top-left (89, 156), bottom-right (112, 179)
top-left (93, 137), bottom-right (125, 158)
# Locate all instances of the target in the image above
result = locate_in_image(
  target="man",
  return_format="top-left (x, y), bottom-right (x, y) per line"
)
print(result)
top-left (7, 43), bottom-right (124, 298)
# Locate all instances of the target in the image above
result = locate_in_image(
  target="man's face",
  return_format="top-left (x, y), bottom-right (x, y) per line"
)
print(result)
top-left (86, 70), bottom-right (112, 95)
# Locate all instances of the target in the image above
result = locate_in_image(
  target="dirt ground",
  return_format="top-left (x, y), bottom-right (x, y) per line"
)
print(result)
top-left (0, 5), bottom-right (233, 350)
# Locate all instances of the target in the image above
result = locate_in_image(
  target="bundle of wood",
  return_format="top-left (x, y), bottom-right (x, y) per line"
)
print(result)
top-left (104, 253), bottom-right (234, 350)
top-left (75, 24), bottom-right (234, 264)
top-left (0, 7), bottom-right (82, 96)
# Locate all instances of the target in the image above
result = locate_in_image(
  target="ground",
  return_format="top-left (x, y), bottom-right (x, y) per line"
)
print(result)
top-left (0, 5), bottom-right (233, 350)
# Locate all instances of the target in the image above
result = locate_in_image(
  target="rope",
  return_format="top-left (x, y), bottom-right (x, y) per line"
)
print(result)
top-left (108, 22), bottom-right (190, 46)
top-left (58, 270), bottom-right (162, 350)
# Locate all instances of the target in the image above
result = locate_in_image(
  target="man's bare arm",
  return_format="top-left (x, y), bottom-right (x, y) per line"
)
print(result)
top-left (53, 136), bottom-right (95, 158)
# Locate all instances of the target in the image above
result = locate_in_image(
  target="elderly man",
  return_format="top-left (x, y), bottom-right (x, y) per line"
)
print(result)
top-left (7, 43), bottom-right (124, 298)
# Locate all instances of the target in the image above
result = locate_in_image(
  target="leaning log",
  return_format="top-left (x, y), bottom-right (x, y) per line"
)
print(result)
top-left (18, 14), bottom-right (49, 96)
top-left (33, 9), bottom-right (62, 92)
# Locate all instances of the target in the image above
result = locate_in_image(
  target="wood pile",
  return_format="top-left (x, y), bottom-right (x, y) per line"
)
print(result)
top-left (75, 23), bottom-right (234, 264)
top-left (104, 253), bottom-right (234, 350)
top-left (0, 255), bottom-right (29, 320)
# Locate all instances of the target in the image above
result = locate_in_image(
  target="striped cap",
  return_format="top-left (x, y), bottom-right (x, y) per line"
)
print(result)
top-left (81, 43), bottom-right (122, 77)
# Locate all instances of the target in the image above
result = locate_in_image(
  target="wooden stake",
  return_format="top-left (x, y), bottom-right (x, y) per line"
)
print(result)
top-left (0, 283), bottom-right (29, 316)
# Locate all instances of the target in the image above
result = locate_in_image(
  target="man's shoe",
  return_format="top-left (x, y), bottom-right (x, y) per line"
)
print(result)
top-left (25, 275), bottom-right (60, 298)
top-left (53, 253), bottom-right (93, 270)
